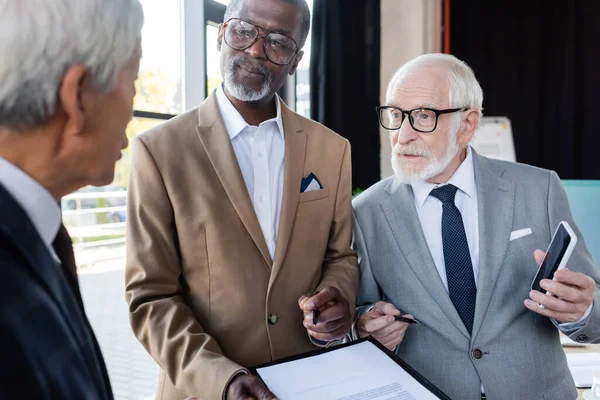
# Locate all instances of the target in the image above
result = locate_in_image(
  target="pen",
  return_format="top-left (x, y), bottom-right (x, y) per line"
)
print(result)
top-left (311, 290), bottom-right (320, 325)
top-left (395, 315), bottom-right (419, 324)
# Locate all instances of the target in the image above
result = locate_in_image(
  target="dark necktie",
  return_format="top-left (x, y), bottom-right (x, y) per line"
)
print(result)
top-left (52, 224), bottom-right (113, 397)
top-left (430, 184), bottom-right (477, 334)
top-left (52, 223), bottom-right (85, 311)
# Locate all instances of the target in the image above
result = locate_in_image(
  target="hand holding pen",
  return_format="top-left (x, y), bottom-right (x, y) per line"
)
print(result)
top-left (298, 286), bottom-right (352, 342)
top-left (356, 301), bottom-right (416, 351)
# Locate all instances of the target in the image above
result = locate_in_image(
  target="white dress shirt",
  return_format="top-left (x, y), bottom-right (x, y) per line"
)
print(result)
top-left (411, 146), bottom-right (480, 291)
top-left (0, 156), bottom-right (61, 260)
top-left (215, 85), bottom-right (285, 260)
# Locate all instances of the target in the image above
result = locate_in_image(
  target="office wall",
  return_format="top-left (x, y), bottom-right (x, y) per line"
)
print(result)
top-left (379, 0), bottom-right (441, 179)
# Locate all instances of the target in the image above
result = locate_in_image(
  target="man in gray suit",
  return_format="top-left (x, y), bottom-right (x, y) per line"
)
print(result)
top-left (352, 53), bottom-right (600, 400)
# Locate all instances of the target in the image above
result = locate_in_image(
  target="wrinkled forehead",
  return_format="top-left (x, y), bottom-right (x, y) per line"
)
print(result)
top-left (236, 0), bottom-right (303, 42)
top-left (388, 66), bottom-right (450, 109)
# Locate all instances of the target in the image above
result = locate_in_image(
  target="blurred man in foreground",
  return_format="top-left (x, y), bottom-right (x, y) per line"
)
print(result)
top-left (0, 0), bottom-right (143, 397)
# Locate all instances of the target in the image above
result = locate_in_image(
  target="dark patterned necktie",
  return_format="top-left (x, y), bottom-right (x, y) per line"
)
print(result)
top-left (430, 184), bottom-right (477, 334)
top-left (52, 224), bottom-right (84, 311)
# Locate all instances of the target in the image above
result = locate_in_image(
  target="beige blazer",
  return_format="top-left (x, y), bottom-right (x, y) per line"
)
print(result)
top-left (125, 93), bottom-right (358, 399)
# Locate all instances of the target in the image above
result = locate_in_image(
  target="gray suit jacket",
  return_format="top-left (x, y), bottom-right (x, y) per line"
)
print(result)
top-left (352, 150), bottom-right (600, 400)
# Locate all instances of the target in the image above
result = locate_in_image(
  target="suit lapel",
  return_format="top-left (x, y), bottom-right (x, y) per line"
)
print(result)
top-left (470, 151), bottom-right (515, 339)
top-left (381, 180), bottom-right (470, 339)
top-left (270, 100), bottom-right (306, 283)
top-left (195, 94), bottom-right (272, 268)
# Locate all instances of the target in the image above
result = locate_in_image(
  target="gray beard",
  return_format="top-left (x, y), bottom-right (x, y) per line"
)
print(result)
top-left (223, 58), bottom-right (273, 102)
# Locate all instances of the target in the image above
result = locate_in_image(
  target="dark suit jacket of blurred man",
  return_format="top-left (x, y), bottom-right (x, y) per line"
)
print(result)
top-left (0, 183), bottom-right (113, 399)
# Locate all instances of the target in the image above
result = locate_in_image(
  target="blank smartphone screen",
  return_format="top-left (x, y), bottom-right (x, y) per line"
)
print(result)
top-left (531, 224), bottom-right (571, 293)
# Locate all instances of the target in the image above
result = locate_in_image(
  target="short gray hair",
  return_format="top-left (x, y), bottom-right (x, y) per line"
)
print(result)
top-left (386, 53), bottom-right (484, 113)
top-left (0, 0), bottom-right (144, 128)
top-left (224, 0), bottom-right (311, 49)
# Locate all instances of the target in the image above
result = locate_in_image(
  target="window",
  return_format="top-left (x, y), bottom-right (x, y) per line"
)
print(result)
top-left (295, 0), bottom-right (313, 117)
top-left (70, 1), bottom-right (184, 399)
top-left (206, 23), bottom-right (223, 95)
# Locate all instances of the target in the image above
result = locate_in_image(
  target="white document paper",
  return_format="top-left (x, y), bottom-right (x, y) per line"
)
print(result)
top-left (255, 340), bottom-right (443, 399)
top-left (566, 352), bottom-right (600, 388)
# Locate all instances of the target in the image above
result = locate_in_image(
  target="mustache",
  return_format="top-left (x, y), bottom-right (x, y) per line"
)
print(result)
top-left (392, 143), bottom-right (431, 157)
top-left (230, 56), bottom-right (271, 78)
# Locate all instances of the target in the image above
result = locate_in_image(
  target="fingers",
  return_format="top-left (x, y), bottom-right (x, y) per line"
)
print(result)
top-left (538, 278), bottom-right (585, 303)
top-left (297, 294), bottom-right (312, 310)
top-left (299, 287), bottom-right (343, 312)
top-left (526, 271), bottom-right (595, 323)
top-left (304, 301), bottom-right (352, 341)
top-left (359, 314), bottom-right (395, 334)
top-left (227, 375), bottom-right (278, 400)
top-left (364, 320), bottom-right (409, 349)
top-left (524, 298), bottom-right (581, 323)
top-left (306, 324), bottom-right (350, 341)
top-left (303, 302), bottom-right (343, 326)
top-left (553, 269), bottom-right (596, 291)
top-left (377, 322), bottom-right (409, 349)
top-left (534, 249), bottom-right (545, 265)
top-left (372, 301), bottom-right (401, 316)
top-left (246, 377), bottom-right (278, 400)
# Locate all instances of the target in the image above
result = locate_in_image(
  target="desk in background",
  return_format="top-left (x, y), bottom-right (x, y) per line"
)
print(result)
top-left (564, 343), bottom-right (600, 400)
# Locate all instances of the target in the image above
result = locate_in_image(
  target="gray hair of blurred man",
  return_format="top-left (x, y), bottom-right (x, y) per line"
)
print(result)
top-left (385, 53), bottom-right (484, 129)
top-left (0, 0), bottom-right (144, 128)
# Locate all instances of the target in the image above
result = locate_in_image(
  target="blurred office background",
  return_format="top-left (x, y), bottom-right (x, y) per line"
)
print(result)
top-left (66, 1), bottom-right (600, 398)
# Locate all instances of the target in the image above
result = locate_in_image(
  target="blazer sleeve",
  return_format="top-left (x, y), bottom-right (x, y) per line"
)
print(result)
top-left (547, 170), bottom-right (600, 343)
top-left (349, 204), bottom-right (384, 340)
top-left (315, 140), bottom-right (359, 319)
top-left (125, 137), bottom-right (246, 399)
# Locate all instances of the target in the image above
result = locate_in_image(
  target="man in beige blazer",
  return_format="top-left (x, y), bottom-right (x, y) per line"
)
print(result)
top-left (125, 0), bottom-right (358, 398)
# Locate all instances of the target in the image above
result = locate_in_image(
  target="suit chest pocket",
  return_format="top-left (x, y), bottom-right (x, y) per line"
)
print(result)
top-left (298, 187), bottom-right (329, 203)
top-left (506, 232), bottom-right (539, 256)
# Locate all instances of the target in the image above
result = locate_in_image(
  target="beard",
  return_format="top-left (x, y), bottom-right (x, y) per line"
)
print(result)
top-left (391, 119), bottom-right (461, 184)
top-left (223, 56), bottom-right (273, 102)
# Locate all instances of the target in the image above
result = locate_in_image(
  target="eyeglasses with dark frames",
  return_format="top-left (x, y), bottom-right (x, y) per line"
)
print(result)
top-left (221, 18), bottom-right (299, 66)
top-left (376, 106), bottom-right (468, 133)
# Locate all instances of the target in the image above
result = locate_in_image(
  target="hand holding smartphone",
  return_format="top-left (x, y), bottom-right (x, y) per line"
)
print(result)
top-left (530, 221), bottom-right (577, 304)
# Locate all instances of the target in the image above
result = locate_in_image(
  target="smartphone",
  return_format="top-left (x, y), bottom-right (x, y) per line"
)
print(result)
top-left (530, 221), bottom-right (577, 294)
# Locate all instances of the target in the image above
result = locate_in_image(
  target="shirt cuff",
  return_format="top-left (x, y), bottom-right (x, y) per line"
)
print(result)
top-left (310, 335), bottom-right (343, 348)
top-left (557, 301), bottom-right (594, 332)
top-left (351, 304), bottom-right (376, 340)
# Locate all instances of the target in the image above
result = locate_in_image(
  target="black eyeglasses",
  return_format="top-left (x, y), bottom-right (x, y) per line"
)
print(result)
top-left (376, 106), bottom-right (468, 133)
top-left (221, 18), bottom-right (299, 65)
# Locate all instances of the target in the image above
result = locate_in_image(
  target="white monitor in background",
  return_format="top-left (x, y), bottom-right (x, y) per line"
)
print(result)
top-left (470, 116), bottom-right (517, 162)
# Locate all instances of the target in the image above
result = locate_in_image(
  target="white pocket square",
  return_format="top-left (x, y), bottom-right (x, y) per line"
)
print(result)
top-left (510, 228), bottom-right (532, 241)
top-left (303, 179), bottom-right (321, 192)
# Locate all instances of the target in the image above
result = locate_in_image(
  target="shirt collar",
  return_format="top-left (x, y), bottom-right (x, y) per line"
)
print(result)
top-left (215, 84), bottom-right (284, 140)
top-left (411, 145), bottom-right (476, 208)
top-left (0, 156), bottom-right (61, 252)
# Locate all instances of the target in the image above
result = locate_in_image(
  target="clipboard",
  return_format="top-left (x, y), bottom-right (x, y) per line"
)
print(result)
top-left (251, 336), bottom-right (452, 400)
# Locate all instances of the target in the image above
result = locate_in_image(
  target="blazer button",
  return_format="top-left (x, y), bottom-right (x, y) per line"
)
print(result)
top-left (576, 334), bottom-right (590, 343)
top-left (268, 314), bottom-right (279, 325)
top-left (471, 348), bottom-right (483, 360)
